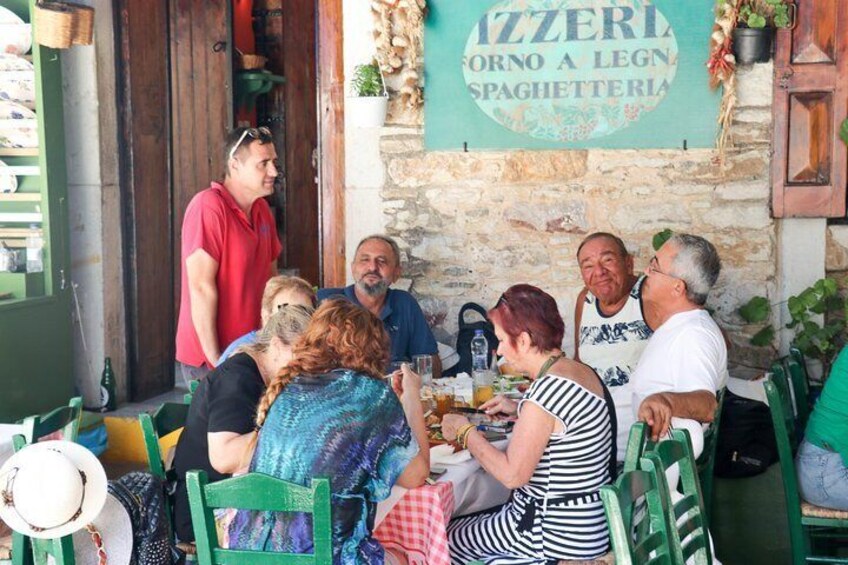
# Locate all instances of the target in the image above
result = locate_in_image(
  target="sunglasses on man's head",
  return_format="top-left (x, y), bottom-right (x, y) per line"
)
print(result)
top-left (229, 126), bottom-right (272, 160)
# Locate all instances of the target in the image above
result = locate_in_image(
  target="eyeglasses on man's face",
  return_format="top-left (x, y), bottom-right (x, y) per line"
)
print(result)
top-left (228, 126), bottom-right (272, 161)
top-left (647, 256), bottom-right (678, 280)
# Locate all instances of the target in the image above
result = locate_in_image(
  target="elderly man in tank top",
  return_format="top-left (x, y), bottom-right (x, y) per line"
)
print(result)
top-left (574, 232), bottom-right (658, 461)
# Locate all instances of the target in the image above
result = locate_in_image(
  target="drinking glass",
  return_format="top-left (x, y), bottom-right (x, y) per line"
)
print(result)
top-left (473, 369), bottom-right (495, 407)
top-left (413, 354), bottom-right (433, 386)
top-left (434, 385), bottom-right (455, 418)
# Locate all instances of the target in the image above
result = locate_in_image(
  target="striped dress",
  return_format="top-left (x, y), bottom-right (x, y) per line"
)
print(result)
top-left (447, 375), bottom-right (612, 564)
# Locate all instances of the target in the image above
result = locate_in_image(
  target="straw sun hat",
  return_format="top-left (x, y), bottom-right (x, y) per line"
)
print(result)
top-left (0, 440), bottom-right (107, 539)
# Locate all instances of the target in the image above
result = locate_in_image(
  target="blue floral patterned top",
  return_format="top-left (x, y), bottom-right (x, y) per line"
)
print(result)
top-left (227, 369), bottom-right (418, 564)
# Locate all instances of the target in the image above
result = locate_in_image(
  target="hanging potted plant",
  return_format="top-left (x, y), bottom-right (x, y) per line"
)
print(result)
top-left (346, 61), bottom-right (388, 128)
top-left (731, 0), bottom-right (793, 65)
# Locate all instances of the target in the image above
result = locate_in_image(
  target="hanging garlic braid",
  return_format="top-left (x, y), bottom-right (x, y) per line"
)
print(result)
top-left (254, 298), bottom-right (391, 430)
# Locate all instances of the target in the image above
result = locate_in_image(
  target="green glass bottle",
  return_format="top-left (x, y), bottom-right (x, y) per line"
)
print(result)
top-left (100, 357), bottom-right (117, 412)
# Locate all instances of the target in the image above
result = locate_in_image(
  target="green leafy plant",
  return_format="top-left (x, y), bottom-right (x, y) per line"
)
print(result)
top-left (738, 278), bottom-right (848, 377)
top-left (652, 229), bottom-right (673, 251)
top-left (736, 0), bottom-right (792, 29)
top-left (840, 118), bottom-right (848, 147)
top-left (350, 62), bottom-right (385, 97)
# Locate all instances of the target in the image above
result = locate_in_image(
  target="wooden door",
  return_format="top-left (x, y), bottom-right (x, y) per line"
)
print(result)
top-left (116, 0), bottom-right (174, 400)
top-left (170, 0), bottom-right (233, 299)
top-left (771, 0), bottom-right (848, 217)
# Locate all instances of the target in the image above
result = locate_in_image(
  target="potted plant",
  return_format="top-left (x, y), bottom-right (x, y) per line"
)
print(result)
top-left (730, 0), bottom-right (793, 65)
top-left (346, 61), bottom-right (388, 128)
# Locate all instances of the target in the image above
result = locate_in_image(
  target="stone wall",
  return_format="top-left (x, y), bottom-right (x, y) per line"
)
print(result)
top-left (363, 65), bottom-right (778, 371)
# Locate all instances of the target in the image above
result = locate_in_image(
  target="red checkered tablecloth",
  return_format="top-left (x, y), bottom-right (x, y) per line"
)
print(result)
top-left (374, 481), bottom-right (456, 565)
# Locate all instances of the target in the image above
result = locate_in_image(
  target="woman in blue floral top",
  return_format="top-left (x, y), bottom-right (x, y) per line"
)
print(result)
top-left (227, 298), bottom-right (430, 564)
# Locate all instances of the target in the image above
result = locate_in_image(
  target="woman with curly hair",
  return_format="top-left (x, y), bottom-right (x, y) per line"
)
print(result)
top-left (227, 298), bottom-right (430, 564)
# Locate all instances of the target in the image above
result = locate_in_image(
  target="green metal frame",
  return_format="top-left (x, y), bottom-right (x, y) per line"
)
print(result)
top-left (601, 466), bottom-right (674, 565)
top-left (764, 376), bottom-right (848, 564)
top-left (186, 471), bottom-right (333, 565)
top-left (641, 429), bottom-right (712, 564)
top-left (11, 397), bottom-right (82, 565)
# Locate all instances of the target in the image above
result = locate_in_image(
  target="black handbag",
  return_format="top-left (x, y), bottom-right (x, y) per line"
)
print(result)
top-left (109, 471), bottom-right (181, 565)
top-left (445, 302), bottom-right (499, 377)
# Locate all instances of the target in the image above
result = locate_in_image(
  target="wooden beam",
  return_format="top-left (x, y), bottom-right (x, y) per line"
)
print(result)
top-left (317, 0), bottom-right (346, 287)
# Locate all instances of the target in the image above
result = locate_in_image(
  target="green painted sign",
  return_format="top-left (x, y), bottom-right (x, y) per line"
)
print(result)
top-left (424, 0), bottom-right (720, 150)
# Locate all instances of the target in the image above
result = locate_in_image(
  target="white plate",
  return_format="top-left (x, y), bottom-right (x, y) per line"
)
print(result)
top-left (0, 70), bottom-right (34, 109)
top-left (0, 118), bottom-right (37, 148)
top-left (0, 159), bottom-right (17, 193)
top-left (0, 100), bottom-right (34, 120)
top-left (0, 24), bottom-right (31, 56)
top-left (0, 54), bottom-right (31, 72)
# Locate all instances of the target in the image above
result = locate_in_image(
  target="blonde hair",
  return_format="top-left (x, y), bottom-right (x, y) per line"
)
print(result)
top-left (235, 304), bottom-right (315, 357)
top-left (254, 299), bottom-right (389, 430)
top-left (261, 276), bottom-right (317, 316)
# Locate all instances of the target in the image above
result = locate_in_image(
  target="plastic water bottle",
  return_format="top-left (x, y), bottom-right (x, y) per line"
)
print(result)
top-left (25, 224), bottom-right (43, 273)
top-left (471, 329), bottom-right (489, 372)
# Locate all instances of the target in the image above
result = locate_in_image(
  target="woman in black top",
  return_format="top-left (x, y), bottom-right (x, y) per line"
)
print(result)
top-left (172, 305), bottom-right (313, 542)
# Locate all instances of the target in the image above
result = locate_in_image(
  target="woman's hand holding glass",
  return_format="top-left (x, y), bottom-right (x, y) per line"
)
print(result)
top-left (479, 395), bottom-right (518, 417)
top-left (398, 363), bottom-right (421, 400)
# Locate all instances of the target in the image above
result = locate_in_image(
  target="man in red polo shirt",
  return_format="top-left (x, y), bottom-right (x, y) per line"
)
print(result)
top-left (175, 127), bottom-right (282, 385)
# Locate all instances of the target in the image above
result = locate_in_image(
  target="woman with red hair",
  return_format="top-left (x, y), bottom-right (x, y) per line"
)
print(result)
top-left (442, 284), bottom-right (614, 564)
top-left (227, 298), bottom-right (429, 563)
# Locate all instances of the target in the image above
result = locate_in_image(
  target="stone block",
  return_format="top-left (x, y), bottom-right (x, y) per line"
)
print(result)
top-left (503, 201), bottom-right (588, 234)
top-left (700, 203), bottom-right (772, 230)
top-left (714, 180), bottom-right (770, 201)
top-left (380, 136), bottom-right (424, 155)
top-left (386, 154), bottom-right (504, 188)
top-left (501, 151), bottom-right (588, 182)
top-left (826, 226), bottom-right (848, 271)
top-left (736, 63), bottom-right (774, 108)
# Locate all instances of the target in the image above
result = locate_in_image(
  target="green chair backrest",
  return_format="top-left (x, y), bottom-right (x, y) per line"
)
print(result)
top-left (769, 363), bottom-right (800, 450)
top-left (184, 379), bottom-right (200, 405)
top-left (640, 428), bottom-right (712, 565)
top-left (783, 352), bottom-right (811, 430)
top-left (13, 397), bottom-right (83, 451)
top-left (601, 467), bottom-right (674, 565)
top-left (139, 402), bottom-right (190, 482)
top-left (763, 377), bottom-right (805, 532)
top-left (696, 387), bottom-right (726, 526)
top-left (11, 397), bottom-right (83, 565)
top-left (622, 422), bottom-right (653, 474)
top-left (187, 471), bottom-right (333, 565)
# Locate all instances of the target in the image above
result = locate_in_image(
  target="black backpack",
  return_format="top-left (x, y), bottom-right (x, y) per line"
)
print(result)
top-left (445, 302), bottom-right (499, 377)
top-left (714, 390), bottom-right (778, 478)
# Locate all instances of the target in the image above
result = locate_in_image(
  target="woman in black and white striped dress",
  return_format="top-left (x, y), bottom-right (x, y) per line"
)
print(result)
top-left (441, 284), bottom-right (613, 564)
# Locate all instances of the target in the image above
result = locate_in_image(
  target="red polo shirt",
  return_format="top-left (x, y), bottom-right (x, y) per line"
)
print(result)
top-left (176, 182), bottom-right (282, 367)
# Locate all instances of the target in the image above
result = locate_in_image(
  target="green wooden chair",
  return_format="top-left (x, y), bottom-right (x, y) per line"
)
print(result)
top-left (763, 376), bottom-right (848, 564)
top-left (184, 379), bottom-right (200, 405)
top-left (186, 470), bottom-right (333, 565)
top-left (11, 396), bottom-right (83, 565)
top-left (622, 422), bottom-right (652, 474)
top-left (783, 350), bottom-right (812, 430)
top-left (640, 428), bottom-right (712, 565)
top-left (601, 466), bottom-right (674, 565)
top-left (696, 387), bottom-right (726, 526)
top-left (139, 401), bottom-right (190, 482)
top-left (769, 363), bottom-right (802, 450)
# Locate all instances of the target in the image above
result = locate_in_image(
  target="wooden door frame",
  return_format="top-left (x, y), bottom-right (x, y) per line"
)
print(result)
top-left (317, 0), bottom-right (346, 287)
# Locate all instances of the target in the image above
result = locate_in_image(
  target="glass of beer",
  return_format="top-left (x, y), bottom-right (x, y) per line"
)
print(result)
top-left (434, 385), bottom-right (455, 418)
top-left (473, 370), bottom-right (495, 407)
